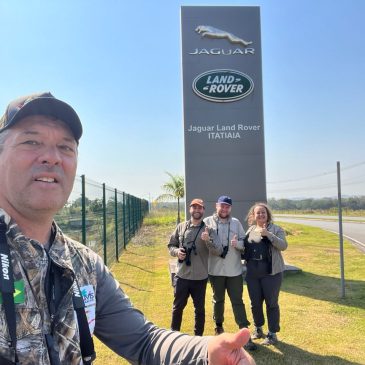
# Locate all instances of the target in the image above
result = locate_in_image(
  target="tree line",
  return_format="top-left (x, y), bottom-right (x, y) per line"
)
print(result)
top-left (156, 173), bottom-right (365, 216)
top-left (268, 196), bottom-right (365, 211)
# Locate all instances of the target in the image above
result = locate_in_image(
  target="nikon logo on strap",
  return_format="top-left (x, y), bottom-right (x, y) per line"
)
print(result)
top-left (72, 280), bottom-right (81, 297)
top-left (72, 280), bottom-right (86, 310)
top-left (0, 253), bottom-right (10, 280)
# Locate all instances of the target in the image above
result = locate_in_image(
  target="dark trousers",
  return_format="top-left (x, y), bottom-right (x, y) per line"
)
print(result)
top-left (208, 274), bottom-right (250, 329)
top-left (171, 276), bottom-right (208, 336)
top-left (245, 260), bottom-right (283, 333)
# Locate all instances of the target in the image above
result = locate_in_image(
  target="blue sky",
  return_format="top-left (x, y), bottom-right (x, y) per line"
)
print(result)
top-left (1, 0), bottom-right (364, 200)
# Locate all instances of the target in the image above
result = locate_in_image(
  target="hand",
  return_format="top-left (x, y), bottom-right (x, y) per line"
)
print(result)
top-left (201, 227), bottom-right (210, 241)
top-left (260, 223), bottom-right (269, 237)
top-left (177, 248), bottom-right (186, 261)
top-left (231, 234), bottom-right (238, 247)
top-left (207, 328), bottom-right (256, 365)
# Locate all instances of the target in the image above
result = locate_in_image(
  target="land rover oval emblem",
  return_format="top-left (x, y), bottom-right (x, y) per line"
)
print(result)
top-left (192, 69), bottom-right (254, 102)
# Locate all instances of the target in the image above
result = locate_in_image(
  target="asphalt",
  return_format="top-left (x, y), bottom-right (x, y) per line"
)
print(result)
top-left (276, 216), bottom-right (365, 254)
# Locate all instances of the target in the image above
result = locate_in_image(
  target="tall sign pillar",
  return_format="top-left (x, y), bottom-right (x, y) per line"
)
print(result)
top-left (181, 6), bottom-right (266, 222)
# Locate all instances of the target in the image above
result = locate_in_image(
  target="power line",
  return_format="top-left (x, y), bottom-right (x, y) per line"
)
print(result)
top-left (267, 179), bottom-right (365, 194)
top-left (267, 161), bottom-right (365, 184)
top-left (342, 161), bottom-right (365, 171)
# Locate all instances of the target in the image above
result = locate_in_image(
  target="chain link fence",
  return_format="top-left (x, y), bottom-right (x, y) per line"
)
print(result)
top-left (55, 175), bottom-right (149, 266)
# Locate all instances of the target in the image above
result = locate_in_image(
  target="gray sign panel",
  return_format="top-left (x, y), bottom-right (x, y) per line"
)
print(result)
top-left (181, 6), bottom-right (266, 224)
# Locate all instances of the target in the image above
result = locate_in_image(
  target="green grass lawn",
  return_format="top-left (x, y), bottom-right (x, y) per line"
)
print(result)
top-left (93, 215), bottom-right (365, 365)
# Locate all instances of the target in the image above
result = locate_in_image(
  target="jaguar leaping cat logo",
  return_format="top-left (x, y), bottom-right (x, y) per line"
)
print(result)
top-left (195, 25), bottom-right (253, 47)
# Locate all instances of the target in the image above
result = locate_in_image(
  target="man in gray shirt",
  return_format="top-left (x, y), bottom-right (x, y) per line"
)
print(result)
top-left (205, 195), bottom-right (256, 351)
top-left (0, 92), bottom-right (255, 365)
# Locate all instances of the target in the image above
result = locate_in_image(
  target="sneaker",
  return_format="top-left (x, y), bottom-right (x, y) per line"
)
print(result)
top-left (214, 325), bottom-right (224, 335)
top-left (244, 337), bottom-right (257, 351)
top-left (262, 332), bottom-right (278, 346)
top-left (252, 326), bottom-right (264, 340)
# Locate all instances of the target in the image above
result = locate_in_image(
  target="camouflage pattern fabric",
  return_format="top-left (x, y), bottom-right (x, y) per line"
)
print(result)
top-left (0, 209), bottom-right (97, 365)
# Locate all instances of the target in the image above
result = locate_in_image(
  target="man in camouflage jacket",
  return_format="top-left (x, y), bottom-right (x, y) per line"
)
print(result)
top-left (0, 92), bottom-right (255, 365)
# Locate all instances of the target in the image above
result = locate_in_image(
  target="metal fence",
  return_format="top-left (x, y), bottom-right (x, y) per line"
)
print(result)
top-left (54, 175), bottom-right (149, 266)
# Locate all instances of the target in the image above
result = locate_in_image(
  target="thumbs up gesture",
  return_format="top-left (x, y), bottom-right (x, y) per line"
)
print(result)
top-left (201, 226), bottom-right (210, 241)
top-left (231, 234), bottom-right (238, 247)
top-left (260, 223), bottom-right (269, 237)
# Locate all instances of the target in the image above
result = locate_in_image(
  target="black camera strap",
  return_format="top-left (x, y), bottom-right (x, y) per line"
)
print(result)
top-left (0, 223), bottom-right (19, 365)
top-left (0, 222), bottom-right (95, 365)
top-left (183, 221), bottom-right (205, 250)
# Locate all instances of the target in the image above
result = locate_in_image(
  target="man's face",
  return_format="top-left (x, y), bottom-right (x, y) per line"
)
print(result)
top-left (0, 115), bottom-right (78, 220)
top-left (189, 204), bottom-right (204, 220)
top-left (216, 203), bottom-right (232, 219)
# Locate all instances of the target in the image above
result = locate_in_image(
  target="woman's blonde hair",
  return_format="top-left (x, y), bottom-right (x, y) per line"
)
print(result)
top-left (246, 202), bottom-right (273, 226)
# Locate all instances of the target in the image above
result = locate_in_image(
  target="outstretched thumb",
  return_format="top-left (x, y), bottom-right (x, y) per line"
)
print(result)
top-left (205, 227), bottom-right (209, 233)
top-left (231, 328), bottom-right (251, 348)
top-left (207, 328), bottom-right (255, 365)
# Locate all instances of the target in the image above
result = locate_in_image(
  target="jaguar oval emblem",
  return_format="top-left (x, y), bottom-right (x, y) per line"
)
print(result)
top-left (192, 69), bottom-right (254, 102)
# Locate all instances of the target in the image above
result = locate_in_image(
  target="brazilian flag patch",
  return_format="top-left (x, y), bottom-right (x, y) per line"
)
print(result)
top-left (0, 280), bottom-right (25, 304)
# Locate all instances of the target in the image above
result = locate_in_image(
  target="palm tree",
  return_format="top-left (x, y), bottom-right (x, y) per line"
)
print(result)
top-left (156, 172), bottom-right (185, 224)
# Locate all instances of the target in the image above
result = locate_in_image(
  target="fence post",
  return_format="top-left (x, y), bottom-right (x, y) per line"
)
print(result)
top-left (140, 200), bottom-right (142, 222)
top-left (114, 188), bottom-right (119, 262)
top-left (133, 196), bottom-right (136, 234)
top-left (102, 183), bottom-right (107, 266)
top-left (132, 196), bottom-right (134, 232)
top-left (137, 198), bottom-right (139, 229)
top-left (81, 174), bottom-right (86, 245)
top-left (130, 196), bottom-right (132, 237)
top-left (128, 195), bottom-right (131, 241)
top-left (136, 198), bottom-right (139, 229)
top-left (123, 192), bottom-right (127, 249)
top-left (137, 199), bottom-right (140, 228)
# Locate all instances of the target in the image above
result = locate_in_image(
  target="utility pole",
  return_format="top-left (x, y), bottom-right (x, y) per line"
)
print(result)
top-left (337, 161), bottom-right (345, 298)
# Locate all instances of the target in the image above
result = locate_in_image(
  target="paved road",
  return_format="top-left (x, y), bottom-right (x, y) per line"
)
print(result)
top-left (276, 214), bottom-right (365, 222)
top-left (276, 217), bottom-right (365, 253)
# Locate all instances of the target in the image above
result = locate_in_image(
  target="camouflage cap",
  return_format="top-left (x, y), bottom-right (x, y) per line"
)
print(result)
top-left (0, 92), bottom-right (82, 142)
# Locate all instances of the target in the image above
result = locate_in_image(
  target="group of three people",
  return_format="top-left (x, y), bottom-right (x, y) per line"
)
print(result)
top-left (168, 196), bottom-right (288, 350)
